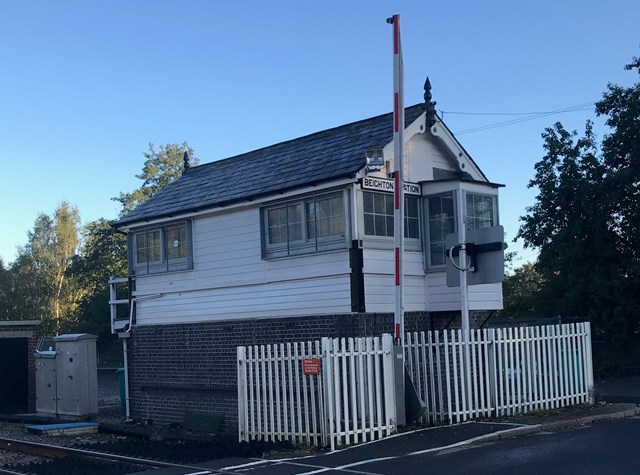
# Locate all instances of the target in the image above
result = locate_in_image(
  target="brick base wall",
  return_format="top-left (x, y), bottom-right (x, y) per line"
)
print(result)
top-left (129, 311), bottom-right (488, 427)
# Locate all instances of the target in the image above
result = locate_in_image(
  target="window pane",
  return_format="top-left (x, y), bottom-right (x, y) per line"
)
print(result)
top-left (406, 217), bottom-right (419, 239)
top-left (147, 230), bottom-right (161, 262)
top-left (332, 215), bottom-right (344, 235)
top-left (133, 223), bottom-right (191, 273)
top-left (364, 192), bottom-right (394, 237)
top-left (384, 194), bottom-right (394, 215)
top-left (385, 216), bottom-right (394, 236)
top-left (308, 194), bottom-right (345, 239)
top-left (288, 203), bottom-right (302, 241)
top-left (329, 196), bottom-right (345, 235)
top-left (442, 195), bottom-right (454, 216)
top-left (374, 193), bottom-right (386, 214)
top-left (404, 196), bottom-right (419, 239)
top-left (167, 225), bottom-right (187, 260)
top-left (406, 196), bottom-right (418, 218)
top-left (364, 213), bottom-right (375, 235)
top-left (363, 191), bottom-right (373, 213)
top-left (268, 208), bottom-right (287, 244)
top-left (428, 194), bottom-right (455, 267)
top-left (364, 192), bottom-right (417, 238)
top-left (466, 194), bottom-right (494, 230)
top-left (306, 202), bottom-right (316, 239)
top-left (136, 233), bottom-right (148, 263)
top-left (375, 215), bottom-right (386, 236)
top-left (314, 198), bottom-right (332, 237)
top-left (316, 217), bottom-right (330, 237)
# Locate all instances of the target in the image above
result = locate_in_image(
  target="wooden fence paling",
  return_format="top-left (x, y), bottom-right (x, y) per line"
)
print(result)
top-left (238, 334), bottom-right (397, 449)
top-left (238, 324), bottom-right (593, 447)
top-left (402, 323), bottom-right (594, 424)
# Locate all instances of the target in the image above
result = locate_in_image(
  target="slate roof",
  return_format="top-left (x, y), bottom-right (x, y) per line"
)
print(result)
top-left (116, 104), bottom-right (427, 227)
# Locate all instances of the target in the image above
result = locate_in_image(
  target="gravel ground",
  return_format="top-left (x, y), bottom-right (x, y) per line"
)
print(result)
top-left (0, 369), bottom-right (127, 469)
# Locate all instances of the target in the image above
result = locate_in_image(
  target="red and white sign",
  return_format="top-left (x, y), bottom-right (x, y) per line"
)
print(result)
top-left (302, 358), bottom-right (321, 375)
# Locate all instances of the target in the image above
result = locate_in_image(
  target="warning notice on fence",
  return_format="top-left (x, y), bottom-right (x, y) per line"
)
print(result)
top-left (303, 358), bottom-right (321, 375)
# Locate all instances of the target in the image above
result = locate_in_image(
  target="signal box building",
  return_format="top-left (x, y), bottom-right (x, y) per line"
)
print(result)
top-left (114, 85), bottom-right (504, 424)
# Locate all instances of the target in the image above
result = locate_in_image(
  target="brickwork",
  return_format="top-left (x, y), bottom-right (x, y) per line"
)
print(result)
top-left (0, 323), bottom-right (41, 413)
top-left (128, 311), bottom-right (486, 426)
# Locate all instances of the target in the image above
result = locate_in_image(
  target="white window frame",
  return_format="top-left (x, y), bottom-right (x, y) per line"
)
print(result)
top-left (424, 189), bottom-right (498, 269)
top-left (425, 191), bottom-right (457, 269)
top-left (262, 190), bottom-right (349, 259)
top-left (465, 192), bottom-right (497, 231)
top-left (131, 221), bottom-right (193, 275)
top-left (361, 191), bottom-right (421, 251)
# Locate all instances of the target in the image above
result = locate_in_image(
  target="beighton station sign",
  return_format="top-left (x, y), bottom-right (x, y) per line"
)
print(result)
top-left (361, 177), bottom-right (420, 196)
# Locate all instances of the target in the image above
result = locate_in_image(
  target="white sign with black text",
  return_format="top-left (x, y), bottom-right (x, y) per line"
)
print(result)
top-left (361, 177), bottom-right (421, 196)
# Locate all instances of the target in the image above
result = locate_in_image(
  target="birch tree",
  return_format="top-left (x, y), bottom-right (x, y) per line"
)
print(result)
top-left (22, 202), bottom-right (82, 333)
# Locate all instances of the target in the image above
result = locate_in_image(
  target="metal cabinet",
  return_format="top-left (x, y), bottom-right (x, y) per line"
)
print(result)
top-left (35, 334), bottom-right (98, 419)
top-left (35, 351), bottom-right (57, 415)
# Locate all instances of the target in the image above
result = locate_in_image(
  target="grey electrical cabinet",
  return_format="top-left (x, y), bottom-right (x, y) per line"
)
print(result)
top-left (35, 351), bottom-right (58, 415)
top-left (54, 333), bottom-right (98, 418)
top-left (35, 334), bottom-right (99, 419)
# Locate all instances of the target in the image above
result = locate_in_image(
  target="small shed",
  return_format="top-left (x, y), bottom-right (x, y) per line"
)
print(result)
top-left (0, 320), bottom-right (41, 413)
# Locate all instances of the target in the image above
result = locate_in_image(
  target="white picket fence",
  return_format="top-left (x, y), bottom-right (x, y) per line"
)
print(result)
top-left (405, 322), bottom-right (594, 424)
top-left (237, 334), bottom-right (396, 450)
top-left (238, 323), bottom-right (594, 448)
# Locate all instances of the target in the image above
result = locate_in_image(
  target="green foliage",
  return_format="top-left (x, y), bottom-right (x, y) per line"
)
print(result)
top-left (113, 142), bottom-right (199, 215)
top-left (4, 253), bottom-right (51, 322)
top-left (516, 54), bottom-right (640, 347)
top-left (67, 219), bottom-right (127, 339)
top-left (1, 141), bottom-right (197, 347)
top-left (499, 262), bottom-right (549, 318)
top-left (17, 202), bottom-right (83, 333)
top-left (0, 257), bottom-right (11, 320)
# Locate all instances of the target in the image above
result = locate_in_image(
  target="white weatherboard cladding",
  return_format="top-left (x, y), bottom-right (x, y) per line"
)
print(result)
top-left (370, 127), bottom-right (457, 184)
top-left (405, 132), bottom-right (456, 182)
top-left (363, 249), bottom-right (426, 312)
top-left (133, 207), bottom-right (352, 325)
top-left (426, 273), bottom-right (503, 311)
top-left (136, 276), bottom-right (351, 325)
top-left (131, 111), bottom-right (504, 325)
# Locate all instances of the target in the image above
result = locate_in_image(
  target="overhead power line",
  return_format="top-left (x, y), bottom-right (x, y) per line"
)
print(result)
top-left (446, 102), bottom-right (596, 135)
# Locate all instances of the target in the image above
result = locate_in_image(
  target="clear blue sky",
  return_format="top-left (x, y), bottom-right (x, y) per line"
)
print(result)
top-left (1, 0), bottom-right (638, 266)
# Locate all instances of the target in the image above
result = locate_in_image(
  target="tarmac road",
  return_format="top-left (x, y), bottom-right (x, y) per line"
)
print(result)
top-left (359, 418), bottom-right (640, 475)
top-left (203, 418), bottom-right (639, 475)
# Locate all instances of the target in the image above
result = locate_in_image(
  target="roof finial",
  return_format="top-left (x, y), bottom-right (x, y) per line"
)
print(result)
top-left (183, 150), bottom-right (190, 175)
top-left (424, 77), bottom-right (437, 128)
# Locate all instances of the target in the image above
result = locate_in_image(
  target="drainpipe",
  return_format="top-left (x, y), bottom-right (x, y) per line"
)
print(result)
top-left (120, 293), bottom-right (161, 422)
top-left (123, 338), bottom-right (132, 421)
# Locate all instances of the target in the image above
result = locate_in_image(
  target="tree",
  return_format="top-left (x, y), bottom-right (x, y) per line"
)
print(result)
top-left (19, 202), bottom-right (82, 333)
top-left (72, 142), bottom-right (198, 353)
top-left (596, 55), bottom-right (640, 323)
top-left (0, 258), bottom-right (10, 320)
top-left (499, 262), bottom-right (549, 318)
top-left (517, 54), bottom-right (640, 346)
top-left (68, 219), bottom-right (127, 339)
top-left (6, 253), bottom-right (51, 323)
top-left (113, 142), bottom-right (199, 214)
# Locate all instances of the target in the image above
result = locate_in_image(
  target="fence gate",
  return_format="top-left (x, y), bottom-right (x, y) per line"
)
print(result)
top-left (237, 334), bottom-right (396, 450)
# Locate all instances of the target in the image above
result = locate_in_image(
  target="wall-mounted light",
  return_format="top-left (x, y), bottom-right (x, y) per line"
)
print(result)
top-left (365, 149), bottom-right (384, 174)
